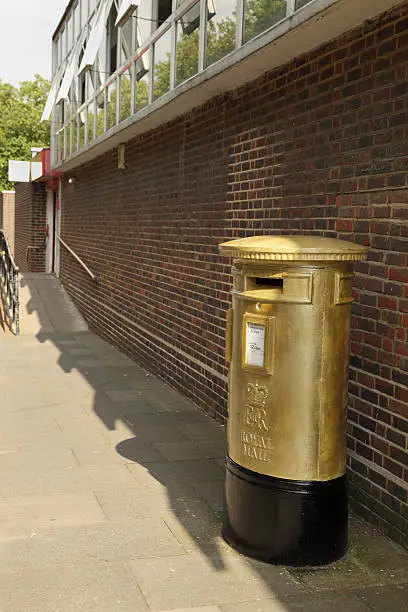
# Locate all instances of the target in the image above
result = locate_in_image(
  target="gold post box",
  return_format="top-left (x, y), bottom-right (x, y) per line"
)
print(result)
top-left (219, 235), bottom-right (368, 566)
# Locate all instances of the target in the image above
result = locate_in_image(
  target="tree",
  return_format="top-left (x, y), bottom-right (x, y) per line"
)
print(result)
top-left (0, 75), bottom-right (51, 191)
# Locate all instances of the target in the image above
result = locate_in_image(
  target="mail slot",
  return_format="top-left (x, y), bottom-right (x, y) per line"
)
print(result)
top-left (219, 235), bottom-right (368, 566)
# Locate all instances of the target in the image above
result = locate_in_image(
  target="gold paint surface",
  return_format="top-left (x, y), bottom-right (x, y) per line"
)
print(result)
top-left (224, 238), bottom-right (367, 482)
top-left (220, 235), bottom-right (368, 261)
top-left (225, 309), bottom-right (233, 363)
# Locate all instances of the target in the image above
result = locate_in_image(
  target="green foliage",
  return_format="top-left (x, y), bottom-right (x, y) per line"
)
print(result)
top-left (0, 75), bottom-right (51, 191)
top-left (244, 0), bottom-right (287, 42)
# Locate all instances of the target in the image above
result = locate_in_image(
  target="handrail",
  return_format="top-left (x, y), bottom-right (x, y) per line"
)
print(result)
top-left (57, 235), bottom-right (97, 281)
top-left (0, 229), bottom-right (20, 335)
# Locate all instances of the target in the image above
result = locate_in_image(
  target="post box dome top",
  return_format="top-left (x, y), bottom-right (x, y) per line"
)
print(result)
top-left (219, 235), bottom-right (368, 261)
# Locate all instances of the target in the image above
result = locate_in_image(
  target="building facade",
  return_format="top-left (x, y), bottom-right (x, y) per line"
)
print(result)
top-left (47, 0), bottom-right (408, 547)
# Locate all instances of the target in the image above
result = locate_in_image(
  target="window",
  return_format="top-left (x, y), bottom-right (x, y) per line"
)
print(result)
top-left (243, 0), bottom-right (287, 44)
top-left (107, 3), bottom-right (119, 74)
top-left (205, 1), bottom-right (236, 68)
top-left (74, 2), bottom-right (80, 40)
top-left (80, 0), bottom-right (89, 28)
top-left (67, 13), bottom-right (74, 49)
top-left (176, 3), bottom-right (200, 86)
top-left (295, 0), bottom-right (313, 8)
top-left (120, 13), bottom-right (133, 62)
top-left (156, 0), bottom-right (172, 29)
top-left (53, 38), bottom-right (59, 72)
top-left (138, 0), bottom-right (153, 43)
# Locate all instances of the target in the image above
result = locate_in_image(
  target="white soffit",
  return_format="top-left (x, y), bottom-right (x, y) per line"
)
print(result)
top-left (116, 0), bottom-right (139, 27)
top-left (78, 0), bottom-right (114, 73)
top-left (8, 161), bottom-right (31, 183)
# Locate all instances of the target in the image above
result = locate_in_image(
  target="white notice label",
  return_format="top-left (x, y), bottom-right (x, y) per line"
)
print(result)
top-left (245, 322), bottom-right (265, 367)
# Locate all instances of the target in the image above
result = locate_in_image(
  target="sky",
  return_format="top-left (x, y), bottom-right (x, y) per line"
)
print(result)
top-left (0, 0), bottom-right (69, 86)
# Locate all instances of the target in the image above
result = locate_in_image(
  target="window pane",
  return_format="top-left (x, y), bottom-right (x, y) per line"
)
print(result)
top-left (66, 122), bottom-right (71, 157)
top-left (81, 0), bottom-right (88, 27)
top-left (295, 0), bottom-right (312, 9)
top-left (120, 15), bottom-right (133, 63)
top-left (176, 3), bottom-right (200, 86)
top-left (90, 0), bottom-right (97, 16)
top-left (138, 0), bottom-right (153, 45)
top-left (107, 80), bottom-right (118, 130)
top-left (67, 15), bottom-right (73, 51)
top-left (135, 53), bottom-right (149, 111)
top-left (74, 3), bottom-right (80, 40)
top-left (153, 28), bottom-right (171, 100)
top-left (120, 69), bottom-right (132, 121)
top-left (88, 102), bottom-right (95, 143)
top-left (96, 92), bottom-right (105, 137)
top-left (79, 115), bottom-right (86, 148)
top-left (157, 0), bottom-right (172, 28)
top-left (72, 119), bottom-right (79, 153)
top-left (206, 0), bottom-right (236, 68)
top-left (244, 0), bottom-right (287, 44)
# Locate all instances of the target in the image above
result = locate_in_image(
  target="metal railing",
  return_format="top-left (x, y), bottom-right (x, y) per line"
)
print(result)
top-left (0, 230), bottom-right (20, 335)
top-left (57, 235), bottom-right (97, 281)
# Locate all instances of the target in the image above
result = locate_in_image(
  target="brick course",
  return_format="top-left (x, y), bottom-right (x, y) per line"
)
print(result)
top-left (60, 3), bottom-right (408, 546)
top-left (14, 183), bottom-right (47, 272)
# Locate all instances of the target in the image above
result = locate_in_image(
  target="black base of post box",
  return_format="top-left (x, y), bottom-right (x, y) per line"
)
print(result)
top-left (222, 456), bottom-right (348, 567)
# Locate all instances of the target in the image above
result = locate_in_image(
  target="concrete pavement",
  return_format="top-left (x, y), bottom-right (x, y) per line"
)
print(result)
top-left (0, 273), bottom-right (407, 611)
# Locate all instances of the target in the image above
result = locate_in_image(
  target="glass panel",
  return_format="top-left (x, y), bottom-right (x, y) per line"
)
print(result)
top-left (72, 118), bottom-right (79, 153)
top-left (206, 0), bottom-right (236, 68)
top-left (153, 28), bottom-right (171, 100)
top-left (79, 114), bottom-right (86, 148)
top-left (107, 80), bottom-right (118, 130)
top-left (90, 0), bottom-right (97, 16)
top-left (295, 0), bottom-right (312, 9)
top-left (135, 56), bottom-right (149, 111)
top-left (96, 92), bottom-right (105, 137)
top-left (61, 28), bottom-right (66, 59)
top-left (53, 39), bottom-right (58, 70)
top-left (138, 0), bottom-right (153, 46)
top-left (176, 3), bottom-right (200, 86)
top-left (56, 130), bottom-right (63, 162)
top-left (243, 0), bottom-right (287, 44)
top-left (120, 14), bottom-right (134, 62)
top-left (67, 14), bottom-right (73, 50)
top-left (66, 122), bottom-right (72, 156)
top-left (74, 3), bottom-right (80, 40)
top-left (81, 0), bottom-right (88, 27)
top-left (88, 102), bottom-right (96, 143)
top-left (120, 69), bottom-right (132, 122)
top-left (157, 0), bottom-right (172, 28)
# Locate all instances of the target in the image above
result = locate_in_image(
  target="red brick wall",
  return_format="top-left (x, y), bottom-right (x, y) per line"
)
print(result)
top-left (15, 183), bottom-right (47, 272)
top-left (0, 191), bottom-right (15, 254)
top-left (60, 3), bottom-right (408, 546)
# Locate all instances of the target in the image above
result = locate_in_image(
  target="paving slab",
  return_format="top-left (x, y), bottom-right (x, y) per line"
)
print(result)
top-left (0, 492), bottom-right (106, 538)
top-left (0, 518), bottom-right (184, 564)
top-left (0, 559), bottom-right (148, 612)
top-left (355, 583), bottom-right (408, 611)
top-left (219, 593), bottom-right (372, 611)
top-left (130, 551), bottom-right (301, 610)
